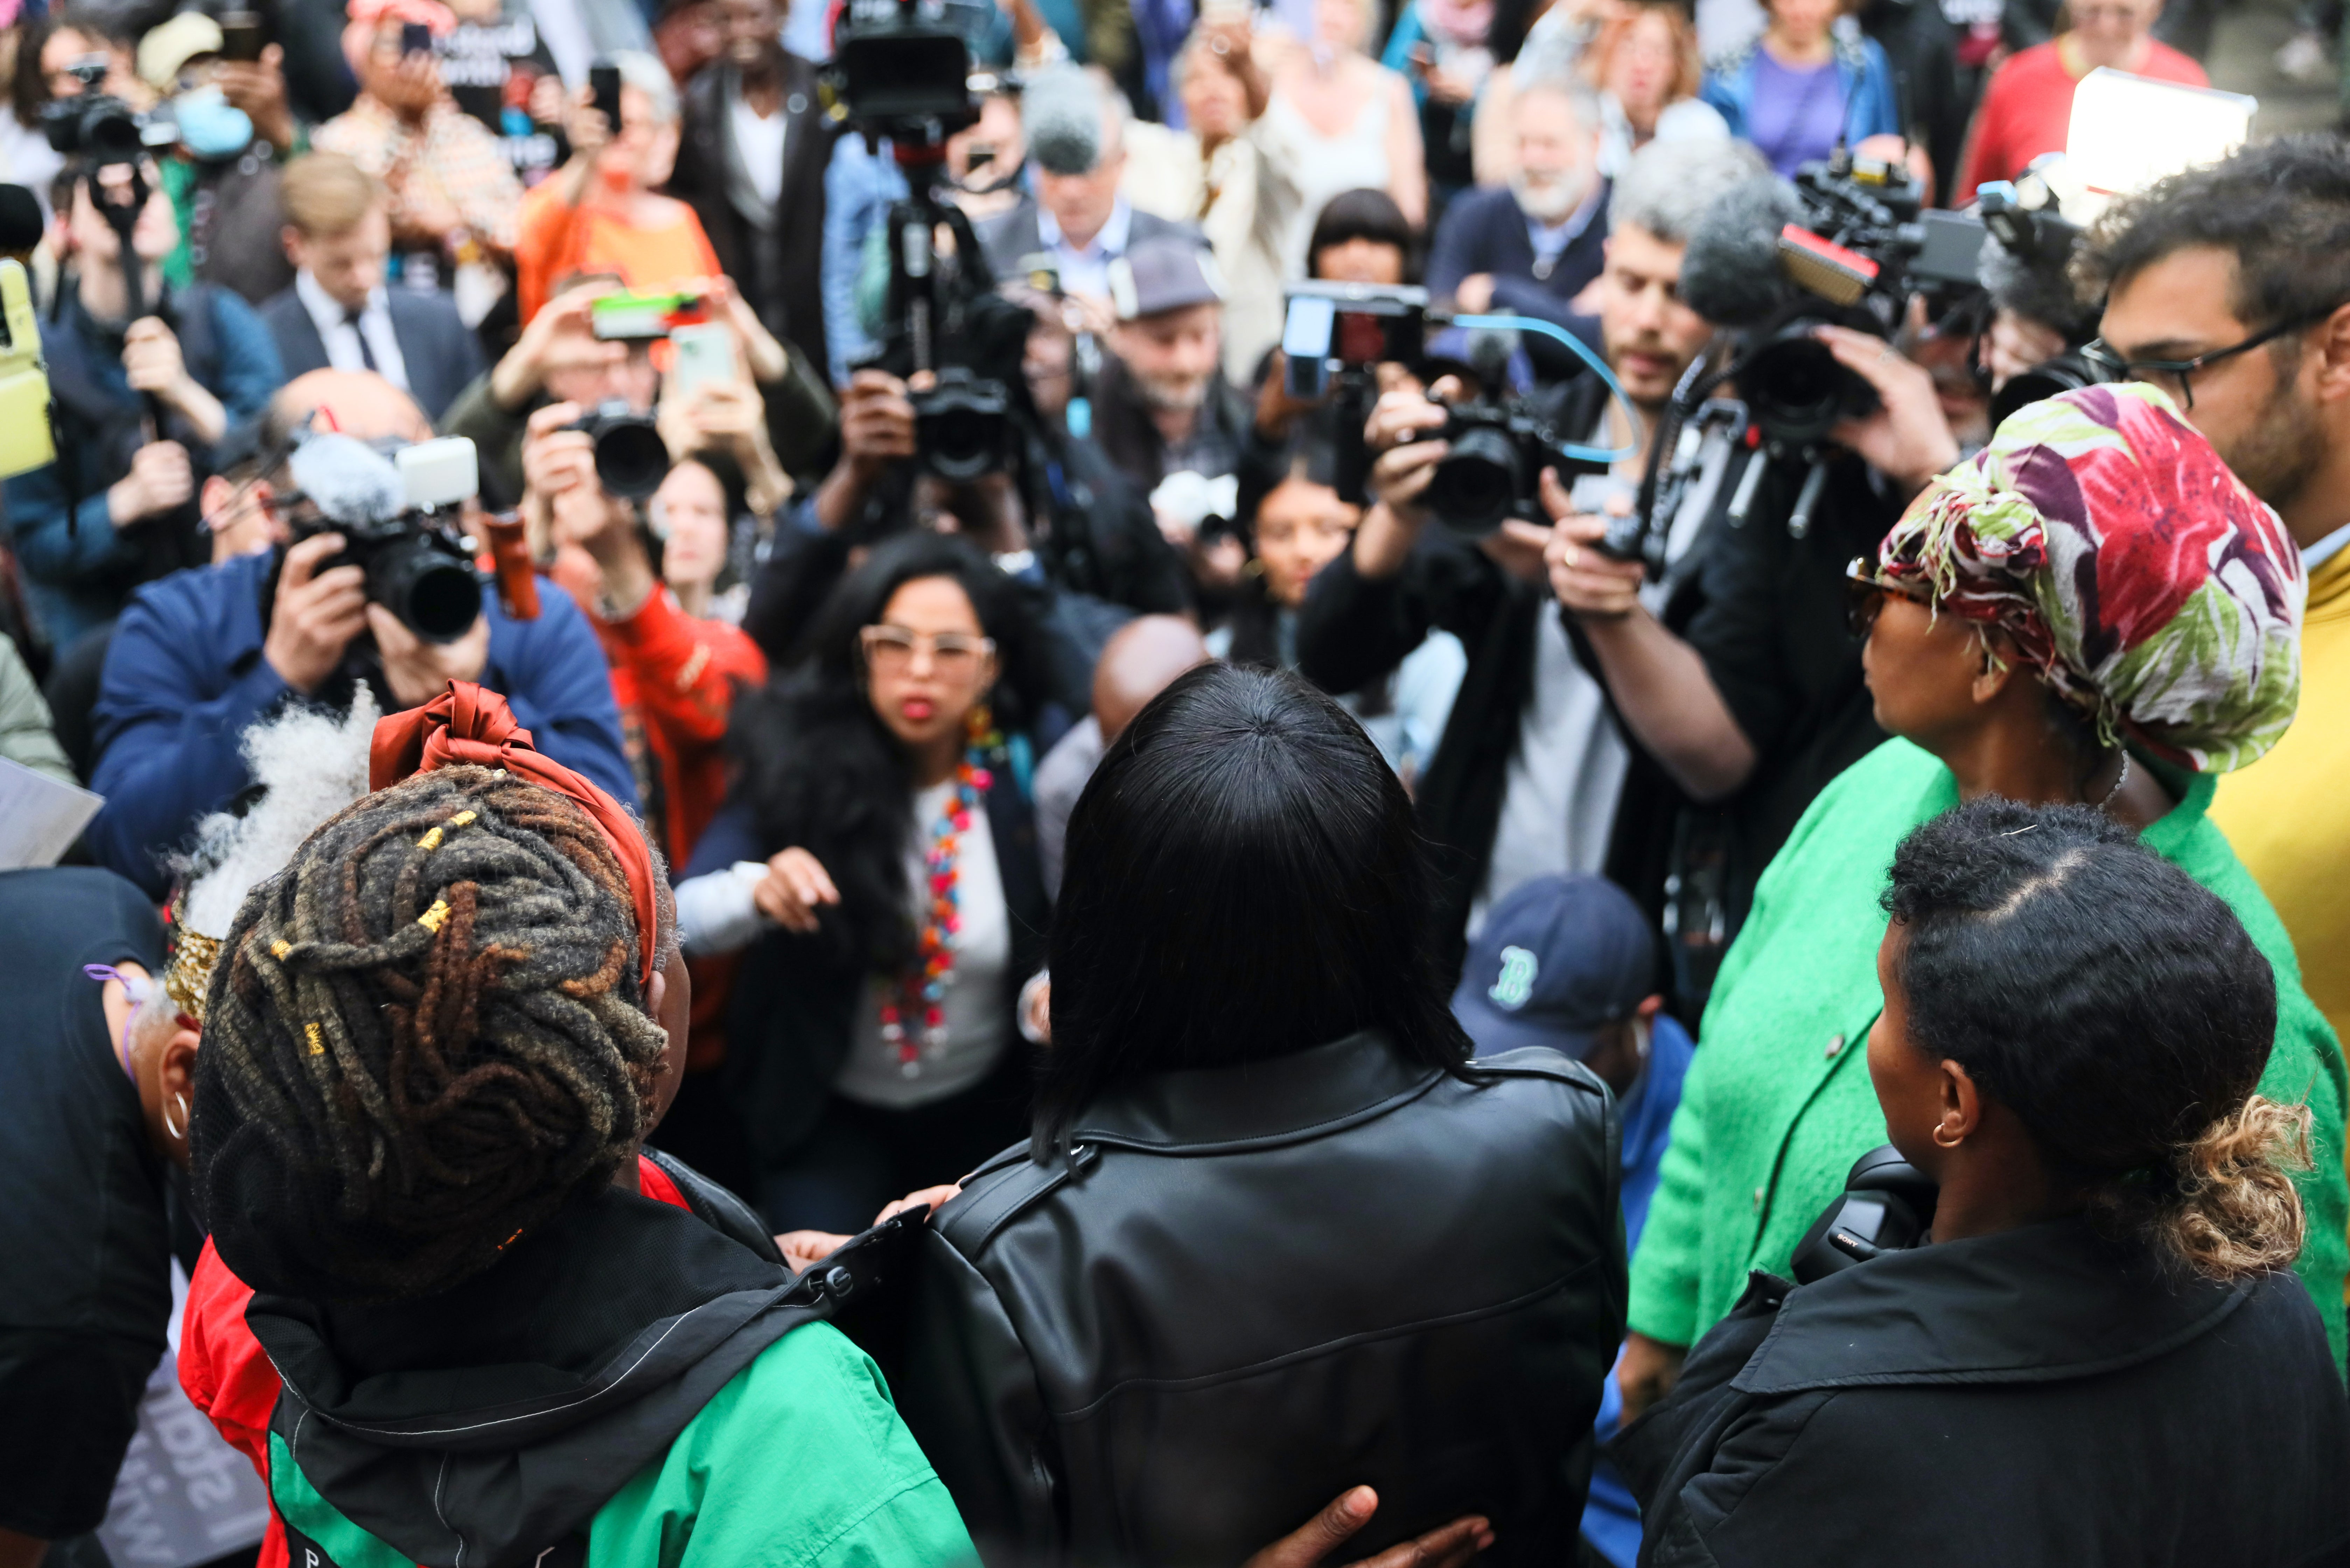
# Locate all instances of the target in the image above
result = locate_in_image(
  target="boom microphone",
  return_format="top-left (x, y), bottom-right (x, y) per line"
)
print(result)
top-left (1024, 64), bottom-right (1103, 177)
top-left (1678, 175), bottom-right (1805, 330)
top-left (289, 433), bottom-right (406, 527)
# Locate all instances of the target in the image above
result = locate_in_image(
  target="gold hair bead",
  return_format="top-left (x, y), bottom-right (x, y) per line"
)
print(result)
top-left (271, 940), bottom-right (291, 959)
top-left (418, 898), bottom-right (453, 934)
top-left (449, 810), bottom-right (477, 827)
top-left (417, 827), bottom-right (445, 851)
top-left (305, 1022), bottom-right (325, 1057)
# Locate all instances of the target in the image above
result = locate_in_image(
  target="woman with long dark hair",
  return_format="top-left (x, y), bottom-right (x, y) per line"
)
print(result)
top-left (902, 663), bottom-right (1626, 1566)
top-left (675, 532), bottom-right (1051, 1233)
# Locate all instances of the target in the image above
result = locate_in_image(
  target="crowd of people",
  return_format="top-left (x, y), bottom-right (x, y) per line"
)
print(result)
top-left (2, 0), bottom-right (2349, 1563)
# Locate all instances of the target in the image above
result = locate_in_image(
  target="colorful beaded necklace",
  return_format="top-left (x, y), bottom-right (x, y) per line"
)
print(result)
top-left (881, 709), bottom-right (1000, 1076)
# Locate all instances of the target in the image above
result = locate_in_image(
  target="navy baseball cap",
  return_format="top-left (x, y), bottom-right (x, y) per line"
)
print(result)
top-left (1452, 874), bottom-right (1657, 1060)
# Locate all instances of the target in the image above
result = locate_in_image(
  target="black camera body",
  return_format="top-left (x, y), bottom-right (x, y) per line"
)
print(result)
top-left (825, 0), bottom-right (982, 141)
top-left (568, 400), bottom-right (671, 500)
top-left (285, 433), bottom-right (488, 644)
top-left (42, 62), bottom-right (157, 160)
top-left (913, 366), bottom-right (1014, 483)
top-left (1428, 396), bottom-right (1598, 537)
top-left (325, 519), bottom-right (484, 645)
top-left (1789, 1144), bottom-right (1939, 1284)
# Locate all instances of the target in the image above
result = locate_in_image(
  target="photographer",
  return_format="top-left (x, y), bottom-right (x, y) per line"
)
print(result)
top-left (1, 154), bottom-right (281, 651)
top-left (82, 368), bottom-right (631, 896)
top-left (2079, 136), bottom-right (2350, 1066)
top-left (1616, 800), bottom-right (2349, 1567)
top-left (1294, 137), bottom-right (1763, 968)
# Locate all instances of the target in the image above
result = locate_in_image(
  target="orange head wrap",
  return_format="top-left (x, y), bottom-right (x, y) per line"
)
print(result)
top-left (370, 681), bottom-right (661, 991)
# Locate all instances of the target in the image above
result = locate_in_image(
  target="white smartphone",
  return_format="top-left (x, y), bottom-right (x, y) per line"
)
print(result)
top-left (667, 323), bottom-right (735, 401)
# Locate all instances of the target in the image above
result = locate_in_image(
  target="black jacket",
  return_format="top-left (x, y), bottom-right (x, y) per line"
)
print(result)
top-left (670, 53), bottom-right (833, 379)
top-left (257, 282), bottom-right (488, 424)
top-left (903, 1031), bottom-right (1628, 1567)
top-left (1615, 1221), bottom-right (2350, 1568)
top-left (1425, 182), bottom-right (1611, 376)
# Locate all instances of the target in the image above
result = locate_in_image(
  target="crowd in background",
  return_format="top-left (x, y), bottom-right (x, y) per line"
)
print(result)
top-left (4, 0), bottom-right (2350, 1564)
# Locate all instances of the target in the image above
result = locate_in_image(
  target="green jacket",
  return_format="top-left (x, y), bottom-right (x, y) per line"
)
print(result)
top-left (271, 1322), bottom-right (977, 1568)
top-left (1626, 739), bottom-right (2350, 1372)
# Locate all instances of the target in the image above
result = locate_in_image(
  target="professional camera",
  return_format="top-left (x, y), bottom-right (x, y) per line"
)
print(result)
top-left (914, 366), bottom-right (1014, 483)
top-left (287, 434), bottom-right (487, 644)
top-left (825, 0), bottom-right (985, 138)
top-left (568, 400), bottom-right (671, 500)
top-left (1975, 177), bottom-right (2111, 425)
top-left (1280, 281), bottom-right (1431, 506)
top-left (1789, 1145), bottom-right (1939, 1284)
top-left (41, 60), bottom-right (165, 160)
top-left (1427, 393), bottom-right (1601, 537)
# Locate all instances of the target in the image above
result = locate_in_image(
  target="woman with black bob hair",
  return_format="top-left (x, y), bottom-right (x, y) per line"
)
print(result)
top-left (903, 663), bottom-right (1628, 1567)
top-left (1617, 798), bottom-right (2350, 1567)
top-left (675, 531), bottom-right (1052, 1234)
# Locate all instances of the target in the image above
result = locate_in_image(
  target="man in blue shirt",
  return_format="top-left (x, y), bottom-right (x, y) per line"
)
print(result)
top-left (85, 369), bottom-right (633, 897)
top-left (1452, 872), bottom-right (1694, 1568)
top-left (4, 155), bottom-right (284, 650)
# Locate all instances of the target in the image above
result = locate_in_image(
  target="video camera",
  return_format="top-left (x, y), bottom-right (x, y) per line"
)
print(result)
top-left (286, 433), bottom-right (488, 644)
top-left (828, 0), bottom-right (1031, 488)
top-left (1975, 176), bottom-right (2111, 425)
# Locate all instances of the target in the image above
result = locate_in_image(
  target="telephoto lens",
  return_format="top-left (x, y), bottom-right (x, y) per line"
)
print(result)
top-left (571, 400), bottom-right (671, 500)
top-left (366, 533), bottom-right (483, 644)
top-left (1428, 418), bottom-right (1527, 537)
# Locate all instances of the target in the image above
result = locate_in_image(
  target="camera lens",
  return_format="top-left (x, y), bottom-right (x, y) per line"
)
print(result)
top-left (85, 107), bottom-right (143, 159)
top-left (590, 417), bottom-right (671, 500)
top-left (923, 404), bottom-right (1000, 482)
top-left (1429, 426), bottom-right (1525, 536)
top-left (1744, 326), bottom-right (1863, 449)
top-left (369, 537), bottom-right (483, 644)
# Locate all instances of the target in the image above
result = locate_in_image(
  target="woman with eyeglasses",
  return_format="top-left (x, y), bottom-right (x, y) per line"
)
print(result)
top-left (673, 532), bottom-right (1052, 1234)
top-left (1614, 382), bottom-right (2350, 1423)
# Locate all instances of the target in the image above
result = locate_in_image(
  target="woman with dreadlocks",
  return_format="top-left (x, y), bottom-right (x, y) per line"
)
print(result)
top-left (180, 682), bottom-right (976, 1568)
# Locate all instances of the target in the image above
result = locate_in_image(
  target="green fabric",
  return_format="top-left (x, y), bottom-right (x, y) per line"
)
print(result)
top-left (1625, 738), bottom-right (2350, 1372)
top-left (158, 158), bottom-right (198, 292)
top-left (268, 1323), bottom-right (978, 1567)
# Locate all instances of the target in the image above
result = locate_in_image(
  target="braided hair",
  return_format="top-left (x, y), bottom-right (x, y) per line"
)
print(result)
top-left (191, 766), bottom-right (673, 1303)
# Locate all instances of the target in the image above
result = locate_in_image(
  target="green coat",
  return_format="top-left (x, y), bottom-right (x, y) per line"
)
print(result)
top-left (1626, 739), bottom-right (2350, 1372)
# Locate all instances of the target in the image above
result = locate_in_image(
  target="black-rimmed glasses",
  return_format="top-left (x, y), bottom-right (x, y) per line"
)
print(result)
top-left (2079, 311), bottom-right (2333, 411)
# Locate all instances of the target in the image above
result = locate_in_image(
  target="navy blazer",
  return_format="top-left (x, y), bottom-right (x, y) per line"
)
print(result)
top-left (1426, 181), bottom-right (1613, 358)
top-left (975, 197), bottom-right (1201, 284)
top-left (85, 549), bottom-right (632, 896)
top-left (257, 284), bottom-right (487, 425)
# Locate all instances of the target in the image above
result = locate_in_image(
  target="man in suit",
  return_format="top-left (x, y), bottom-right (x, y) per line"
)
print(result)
top-left (1426, 76), bottom-right (1611, 369)
top-left (975, 67), bottom-right (1193, 323)
top-left (667, 0), bottom-right (833, 380)
top-left (257, 152), bottom-right (485, 425)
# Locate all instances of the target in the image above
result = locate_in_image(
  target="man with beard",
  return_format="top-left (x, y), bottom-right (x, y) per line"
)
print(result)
top-left (1427, 75), bottom-right (1609, 368)
top-left (2079, 134), bottom-right (2350, 1052)
top-left (1297, 138), bottom-right (1761, 974)
top-left (1092, 236), bottom-right (1254, 496)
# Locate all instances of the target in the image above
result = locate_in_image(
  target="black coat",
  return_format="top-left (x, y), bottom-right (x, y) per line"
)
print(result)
top-left (1615, 1220), bottom-right (2350, 1568)
top-left (903, 1031), bottom-right (1628, 1568)
top-left (1425, 182), bottom-right (1611, 377)
top-left (670, 53), bottom-right (833, 380)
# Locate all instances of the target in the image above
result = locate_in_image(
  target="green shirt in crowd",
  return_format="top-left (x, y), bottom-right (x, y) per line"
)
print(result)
top-left (1626, 738), bottom-right (2350, 1373)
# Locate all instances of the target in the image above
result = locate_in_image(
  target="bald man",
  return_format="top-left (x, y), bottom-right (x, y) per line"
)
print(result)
top-left (84, 370), bottom-right (634, 896)
top-left (1035, 615), bottom-right (1211, 896)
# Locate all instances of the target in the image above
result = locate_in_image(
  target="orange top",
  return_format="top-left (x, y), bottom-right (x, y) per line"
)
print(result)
top-left (515, 181), bottom-right (723, 324)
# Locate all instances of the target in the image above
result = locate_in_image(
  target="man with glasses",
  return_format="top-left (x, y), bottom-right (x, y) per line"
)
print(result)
top-left (2077, 132), bottom-right (2350, 1055)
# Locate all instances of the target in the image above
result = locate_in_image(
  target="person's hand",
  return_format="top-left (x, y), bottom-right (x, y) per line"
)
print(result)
top-left (1019, 971), bottom-right (1051, 1044)
top-left (1817, 326), bottom-right (1961, 492)
top-left (753, 847), bottom-right (841, 933)
top-left (1983, 307), bottom-right (2069, 394)
top-left (879, 1184), bottom-right (961, 1224)
top-left (215, 43), bottom-right (296, 151)
top-left (1242, 1488), bottom-right (1493, 1568)
top-left (698, 275), bottom-right (791, 383)
top-left (385, 161), bottom-right (462, 246)
top-left (775, 1230), bottom-right (852, 1272)
top-left (1363, 387), bottom-right (1450, 527)
top-left (1541, 469), bottom-right (1644, 619)
top-left (838, 369), bottom-right (916, 477)
top-left (122, 318), bottom-right (195, 404)
top-left (683, 380), bottom-right (766, 446)
top-left (1452, 273), bottom-right (1496, 316)
top-left (528, 71), bottom-right (567, 127)
top-left (549, 481), bottom-right (656, 614)
top-left (564, 83), bottom-right (613, 164)
top-left (1253, 350), bottom-right (1321, 440)
top-left (522, 400), bottom-right (599, 498)
top-left (1616, 1331), bottom-right (1688, 1426)
top-left (1410, 45), bottom-right (1477, 105)
top-left (369, 603), bottom-right (491, 709)
top-left (106, 440), bottom-right (194, 526)
top-left (263, 531), bottom-right (369, 693)
top-left (494, 287), bottom-right (614, 409)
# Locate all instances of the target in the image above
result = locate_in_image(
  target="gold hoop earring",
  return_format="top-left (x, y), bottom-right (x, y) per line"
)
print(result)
top-left (163, 1092), bottom-right (188, 1143)
top-left (1932, 1122), bottom-right (1963, 1149)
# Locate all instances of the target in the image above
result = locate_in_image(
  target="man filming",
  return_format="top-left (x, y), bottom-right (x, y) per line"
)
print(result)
top-left (1295, 138), bottom-right (1766, 973)
top-left (1, 154), bottom-right (281, 651)
top-left (83, 369), bottom-right (632, 896)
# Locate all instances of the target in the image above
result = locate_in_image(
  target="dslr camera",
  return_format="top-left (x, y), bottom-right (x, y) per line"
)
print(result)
top-left (1427, 388), bottom-right (1601, 537)
top-left (287, 434), bottom-right (487, 644)
top-left (42, 58), bottom-right (167, 160)
top-left (567, 400), bottom-right (671, 500)
top-left (1789, 1145), bottom-right (1939, 1284)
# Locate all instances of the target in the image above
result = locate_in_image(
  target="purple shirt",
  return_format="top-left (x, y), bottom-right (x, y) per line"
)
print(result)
top-left (1746, 49), bottom-right (1847, 176)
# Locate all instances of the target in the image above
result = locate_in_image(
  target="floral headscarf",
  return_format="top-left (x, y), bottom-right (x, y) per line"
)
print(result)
top-left (1874, 382), bottom-right (2303, 774)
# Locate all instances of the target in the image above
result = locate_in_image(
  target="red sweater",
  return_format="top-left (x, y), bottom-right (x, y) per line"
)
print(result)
top-left (550, 553), bottom-right (768, 867)
top-left (1956, 38), bottom-right (2207, 203)
top-left (178, 1156), bottom-right (697, 1568)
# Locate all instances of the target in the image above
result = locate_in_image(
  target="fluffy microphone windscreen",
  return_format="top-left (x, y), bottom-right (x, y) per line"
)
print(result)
top-left (1024, 64), bottom-right (1103, 177)
top-left (290, 433), bottom-right (407, 528)
top-left (1678, 175), bottom-right (1806, 330)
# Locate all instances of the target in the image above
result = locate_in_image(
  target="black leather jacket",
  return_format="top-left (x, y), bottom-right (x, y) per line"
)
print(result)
top-left (902, 1030), bottom-right (1627, 1567)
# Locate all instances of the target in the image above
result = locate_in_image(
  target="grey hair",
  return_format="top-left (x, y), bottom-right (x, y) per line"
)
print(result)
top-left (611, 50), bottom-right (679, 125)
top-left (1510, 71), bottom-right (1604, 138)
top-left (1610, 135), bottom-right (1769, 244)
